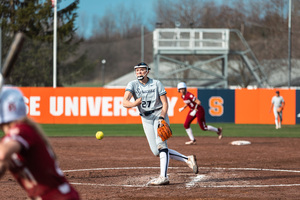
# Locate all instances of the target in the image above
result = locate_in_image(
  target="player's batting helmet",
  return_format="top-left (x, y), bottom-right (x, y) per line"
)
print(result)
top-left (0, 86), bottom-right (26, 124)
top-left (177, 82), bottom-right (187, 91)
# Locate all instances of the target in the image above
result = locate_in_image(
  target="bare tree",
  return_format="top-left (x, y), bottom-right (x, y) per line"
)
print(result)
top-left (91, 3), bottom-right (143, 40)
top-left (115, 3), bottom-right (143, 38)
top-left (98, 14), bottom-right (117, 40)
top-left (77, 12), bottom-right (90, 38)
top-left (154, 0), bottom-right (207, 28)
top-left (78, 0), bottom-right (300, 87)
top-left (91, 7), bottom-right (117, 40)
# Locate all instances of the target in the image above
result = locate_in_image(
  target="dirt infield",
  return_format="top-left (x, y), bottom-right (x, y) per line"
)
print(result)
top-left (1, 136), bottom-right (300, 199)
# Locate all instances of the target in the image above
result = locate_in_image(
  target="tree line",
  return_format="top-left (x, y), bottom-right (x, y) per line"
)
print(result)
top-left (1, 0), bottom-right (299, 87)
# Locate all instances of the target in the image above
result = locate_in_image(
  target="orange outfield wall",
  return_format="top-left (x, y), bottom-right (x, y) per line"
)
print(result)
top-left (19, 87), bottom-right (197, 124)
top-left (235, 89), bottom-right (296, 124)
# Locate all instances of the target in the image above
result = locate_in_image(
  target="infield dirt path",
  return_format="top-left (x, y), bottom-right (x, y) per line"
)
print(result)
top-left (1, 136), bottom-right (300, 199)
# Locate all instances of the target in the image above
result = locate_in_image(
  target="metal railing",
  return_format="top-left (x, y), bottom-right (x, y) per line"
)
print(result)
top-left (153, 28), bottom-right (230, 54)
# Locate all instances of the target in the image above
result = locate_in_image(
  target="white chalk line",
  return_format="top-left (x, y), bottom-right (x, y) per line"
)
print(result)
top-left (64, 167), bottom-right (300, 188)
top-left (202, 183), bottom-right (300, 188)
top-left (186, 175), bottom-right (206, 188)
top-left (211, 167), bottom-right (300, 173)
top-left (64, 167), bottom-right (300, 173)
top-left (71, 182), bottom-right (146, 188)
top-left (64, 166), bottom-right (161, 172)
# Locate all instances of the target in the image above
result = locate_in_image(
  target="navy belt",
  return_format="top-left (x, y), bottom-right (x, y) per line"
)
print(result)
top-left (140, 107), bottom-right (162, 117)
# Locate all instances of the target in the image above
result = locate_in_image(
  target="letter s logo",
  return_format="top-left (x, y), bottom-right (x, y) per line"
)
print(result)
top-left (209, 96), bottom-right (224, 116)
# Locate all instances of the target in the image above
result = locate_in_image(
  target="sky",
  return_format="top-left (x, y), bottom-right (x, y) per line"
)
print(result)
top-left (60, 0), bottom-right (157, 39)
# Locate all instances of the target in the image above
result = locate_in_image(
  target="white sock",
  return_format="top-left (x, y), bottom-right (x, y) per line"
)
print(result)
top-left (185, 128), bottom-right (195, 141)
top-left (169, 149), bottom-right (188, 163)
top-left (159, 149), bottom-right (169, 177)
top-left (207, 125), bottom-right (218, 132)
top-left (275, 120), bottom-right (278, 127)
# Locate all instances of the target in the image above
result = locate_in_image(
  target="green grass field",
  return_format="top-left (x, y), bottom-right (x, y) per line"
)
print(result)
top-left (39, 123), bottom-right (300, 138)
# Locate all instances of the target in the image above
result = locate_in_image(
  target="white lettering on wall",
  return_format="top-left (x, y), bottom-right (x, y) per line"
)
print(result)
top-left (24, 96), bottom-right (29, 114)
top-left (102, 97), bottom-right (113, 116)
top-left (65, 97), bottom-right (79, 116)
top-left (50, 97), bottom-right (64, 116)
top-left (128, 107), bottom-right (139, 116)
top-left (27, 96), bottom-right (177, 117)
top-left (29, 96), bottom-right (41, 116)
top-left (167, 97), bottom-right (178, 117)
top-left (114, 97), bottom-right (127, 116)
top-left (80, 97), bottom-right (87, 116)
top-left (128, 98), bottom-right (139, 116)
top-left (80, 96), bottom-right (102, 116)
top-left (88, 97), bottom-right (101, 116)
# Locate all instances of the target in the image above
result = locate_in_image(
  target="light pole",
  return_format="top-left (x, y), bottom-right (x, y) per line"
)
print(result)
top-left (288, 0), bottom-right (292, 88)
top-left (141, 25), bottom-right (144, 62)
top-left (101, 59), bottom-right (106, 86)
top-left (53, 0), bottom-right (57, 88)
top-left (0, 27), bottom-right (2, 70)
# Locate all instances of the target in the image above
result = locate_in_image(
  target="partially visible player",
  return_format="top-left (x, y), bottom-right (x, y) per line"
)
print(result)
top-left (123, 62), bottom-right (198, 186)
top-left (0, 86), bottom-right (80, 200)
top-left (177, 82), bottom-right (222, 145)
top-left (269, 90), bottom-right (285, 129)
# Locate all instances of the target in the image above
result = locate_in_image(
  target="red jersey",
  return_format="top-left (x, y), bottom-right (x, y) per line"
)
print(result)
top-left (1, 122), bottom-right (79, 200)
top-left (181, 91), bottom-right (197, 110)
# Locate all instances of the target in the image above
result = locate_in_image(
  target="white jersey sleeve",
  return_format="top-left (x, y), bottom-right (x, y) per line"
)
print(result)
top-left (125, 78), bottom-right (166, 113)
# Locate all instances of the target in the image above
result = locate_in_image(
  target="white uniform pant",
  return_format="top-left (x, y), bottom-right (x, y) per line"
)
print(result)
top-left (273, 107), bottom-right (283, 122)
top-left (141, 110), bottom-right (168, 156)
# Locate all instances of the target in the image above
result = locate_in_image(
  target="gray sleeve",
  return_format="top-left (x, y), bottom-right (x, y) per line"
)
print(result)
top-left (157, 80), bottom-right (167, 96)
top-left (125, 81), bottom-right (135, 94)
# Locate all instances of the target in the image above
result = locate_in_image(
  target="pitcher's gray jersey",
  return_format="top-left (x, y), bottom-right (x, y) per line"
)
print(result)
top-left (125, 78), bottom-right (166, 114)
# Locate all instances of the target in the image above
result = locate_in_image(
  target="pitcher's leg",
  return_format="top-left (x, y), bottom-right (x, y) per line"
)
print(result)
top-left (169, 149), bottom-right (198, 174)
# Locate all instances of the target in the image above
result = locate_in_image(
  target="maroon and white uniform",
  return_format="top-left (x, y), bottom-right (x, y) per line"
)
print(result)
top-left (1, 122), bottom-right (79, 200)
top-left (181, 91), bottom-right (207, 131)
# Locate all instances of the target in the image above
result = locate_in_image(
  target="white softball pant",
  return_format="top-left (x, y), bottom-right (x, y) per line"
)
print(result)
top-left (273, 107), bottom-right (282, 122)
top-left (141, 110), bottom-right (168, 156)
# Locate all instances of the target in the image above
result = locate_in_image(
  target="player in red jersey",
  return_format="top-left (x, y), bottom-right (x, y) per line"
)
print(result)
top-left (177, 82), bottom-right (223, 144)
top-left (0, 86), bottom-right (80, 200)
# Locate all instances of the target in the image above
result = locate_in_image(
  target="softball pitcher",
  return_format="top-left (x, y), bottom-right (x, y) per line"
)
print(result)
top-left (177, 82), bottom-right (223, 145)
top-left (269, 91), bottom-right (285, 129)
top-left (123, 62), bottom-right (198, 186)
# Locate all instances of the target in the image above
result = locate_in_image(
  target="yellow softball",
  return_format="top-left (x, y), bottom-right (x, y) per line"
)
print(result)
top-left (95, 131), bottom-right (104, 140)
